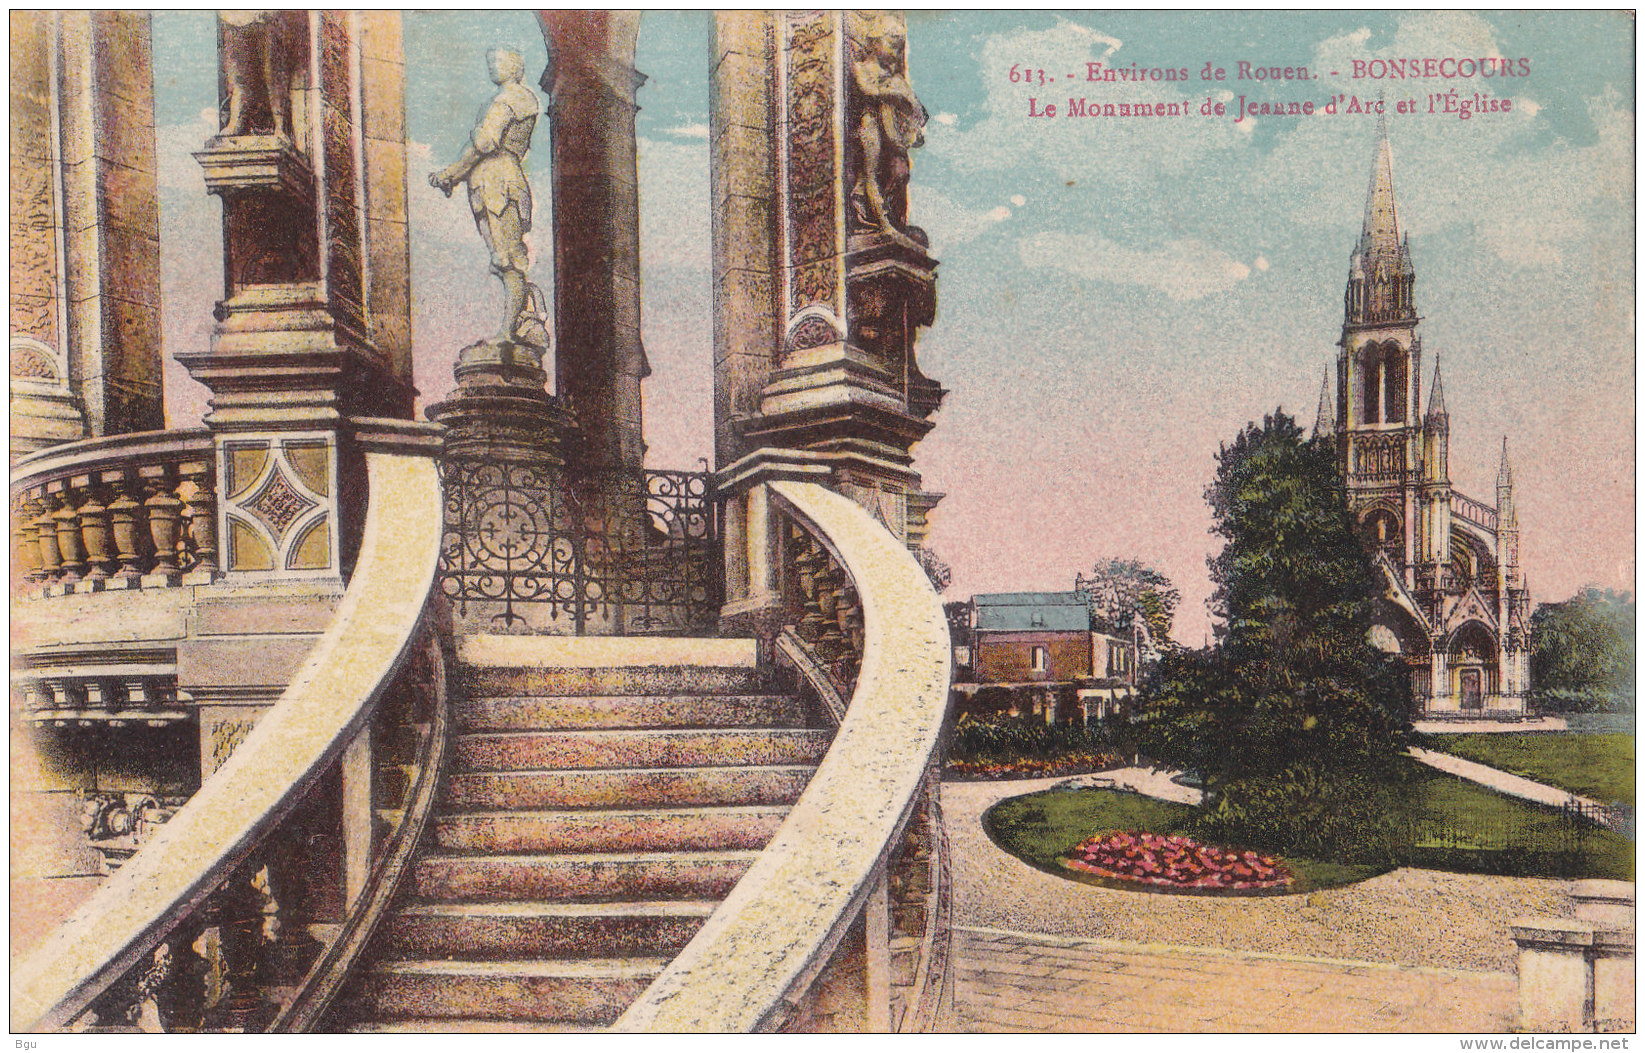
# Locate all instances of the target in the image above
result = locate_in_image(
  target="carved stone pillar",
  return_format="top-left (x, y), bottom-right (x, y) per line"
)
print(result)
top-left (711, 12), bottom-right (946, 628)
top-left (179, 13), bottom-right (414, 585)
top-left (9, 12), bottom-right (163, 457)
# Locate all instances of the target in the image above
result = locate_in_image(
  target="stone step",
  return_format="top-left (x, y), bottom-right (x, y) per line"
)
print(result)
top-left (455, 693), bottom-right (805, 731)
top-left (349, 1020), bottom-right (602, 1034)
top-left (361, 957), bottom-right (665, 1024)
top-left (410, 849), bottom-right (759, 902)
top-left (431, 805), bottom-right (790, 854)
top-left (451, 727), bottom-right (831, 772)
top-left (454, 635), bottom-right (764, 698)
top-left (383, 899), bottom-right (715, 958)
top-left (457, 663), bottom-right (768, 699)
top-left (443, 764), bottom-right (816, 810)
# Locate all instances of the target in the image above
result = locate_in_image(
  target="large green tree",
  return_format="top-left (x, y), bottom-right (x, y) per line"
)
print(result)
top-left (1531, 587), bottom-right (1636, 711)
top-left (1138, 411), bottom-right (1412, 859)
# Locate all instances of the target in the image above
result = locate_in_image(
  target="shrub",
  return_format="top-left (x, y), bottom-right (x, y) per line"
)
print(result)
top-left (1193, 763), bottom-right (1408, 866)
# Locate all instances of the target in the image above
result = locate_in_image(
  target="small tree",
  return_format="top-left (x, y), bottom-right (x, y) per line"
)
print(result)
top-left (1139, 411), bottom-right (1412, 861)
top-left (1531, 587), bottom-right (1636, 711)
top-left (1077, 557), bottom-right (1181, 656)
top-left (913, 545), bottom-right (952, 593)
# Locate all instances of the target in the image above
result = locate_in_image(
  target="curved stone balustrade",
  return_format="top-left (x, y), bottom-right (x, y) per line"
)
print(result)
top-left (11, 438), bottom-right (445, 1031)
top-left (11, 429), bottom-right (218, 594)
top-left (615, 479), bottom-right (953, 1032)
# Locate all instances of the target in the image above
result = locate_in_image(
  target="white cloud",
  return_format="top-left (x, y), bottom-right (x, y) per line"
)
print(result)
top-left (913, 188), bottom-right (1020, 249)
top-left (667, 123), bottom-right (710, 140)
top-left (1254, 255), bottom-right (1270, 271)
top-left (1019, 231), bottom-right (1252, 301)
top-left (1009, 194), bottom-right (1026, 207)
top-left (933, 112), bottom-right (958, 126)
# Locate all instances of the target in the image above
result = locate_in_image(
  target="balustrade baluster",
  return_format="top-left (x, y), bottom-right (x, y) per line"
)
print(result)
top-left (15, 494), bottom-right (43, 581)
top-left (207, 866), bottom-right (278, 1031)
top-left (263, 831), bottom-right (321, 983)
top-left (106, 471), bottom-right (150, 581)
top-left (141, 465), bottom-right (183, 576)
top-left (76, 475), bottom-right (116, 582)
top-left (154, 917), bottom-right (210, 1033)
top-left (49, 483), bottom-right (86, 583)
top-left (178, 460), bottom-right (219, 577)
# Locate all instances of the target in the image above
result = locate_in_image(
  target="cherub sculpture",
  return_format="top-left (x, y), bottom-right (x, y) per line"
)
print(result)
top-left (848, 15), bottom-right (928, 242)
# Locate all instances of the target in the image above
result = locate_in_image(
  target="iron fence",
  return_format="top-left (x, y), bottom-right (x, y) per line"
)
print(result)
top-left (437, 458), bottom-right (720, 635)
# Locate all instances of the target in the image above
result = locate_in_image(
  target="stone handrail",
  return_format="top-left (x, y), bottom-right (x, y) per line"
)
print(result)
top-left (11, 428), bottom-right (217, 591)
top-left (11, 443), bottom-right (446, 1031)
top-left (774, 627), bottom-right (848, 726)
top-left (615, 479), bottom-right (953, 1032)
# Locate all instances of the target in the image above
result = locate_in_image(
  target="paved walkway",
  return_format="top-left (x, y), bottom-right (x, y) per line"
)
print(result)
top-left (951, 926), bottom-right (1517, 1032)
top-left (1415, 717), bottom-right (1567, 734)
top-left (1056, 766), bottom-right (1204, 805)
top-left (1410, 746), bottom-right (1598, 810)
top-left (941, 776), bottom-right (1576, 1031)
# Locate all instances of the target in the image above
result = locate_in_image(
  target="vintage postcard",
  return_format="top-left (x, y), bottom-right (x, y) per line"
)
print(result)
top-left (8, 9), bottom-right (1635, 1039)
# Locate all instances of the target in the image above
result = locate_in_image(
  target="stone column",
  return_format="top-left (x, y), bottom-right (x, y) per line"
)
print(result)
top-left (539, 11), bottom-right (650, 475)
top-left (710, 11), bottom-right (947, 629)
top-left (180, 12), bottom-right (415, 584)
top-left (9, 12), bottom-right (165, 457)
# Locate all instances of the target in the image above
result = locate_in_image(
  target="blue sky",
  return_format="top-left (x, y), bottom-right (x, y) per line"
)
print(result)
top-left (150, 12), bottom-right (1633, 643)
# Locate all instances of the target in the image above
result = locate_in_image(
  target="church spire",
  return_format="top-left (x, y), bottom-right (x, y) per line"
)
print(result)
top-left (1425, 353), bottom-right (1447, 421)
top-left (1313, 365), bottom-right (1334, 437)
top-left (1345, 120), bottom-right (1416, 326)
top-left (1362, 113), bottom-right (1402, 259)
top-left (1497, 436), bottom-right (1514, 489)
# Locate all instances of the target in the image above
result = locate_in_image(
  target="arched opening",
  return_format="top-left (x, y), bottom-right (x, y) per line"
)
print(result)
top-left (1449, 529), bottom-right (1497, 591)
top-left (1448, 621), bottom-right (1499, 710)
top-left (1382, 346), bottom-right (1406, 423)
top-left (1361, 507), bottom-right (1402, 560)
top-left (1358, 341), bottom-right (1407, 426)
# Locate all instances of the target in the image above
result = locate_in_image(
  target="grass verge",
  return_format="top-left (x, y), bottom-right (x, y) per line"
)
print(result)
top-left (1422, 732), bottom-right (1635, 806)
top-left (982, 787), bottom-right (1388, 896)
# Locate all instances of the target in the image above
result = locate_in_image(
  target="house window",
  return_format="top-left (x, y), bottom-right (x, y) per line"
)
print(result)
top-left (1030, 646), bottom-right (1048, 674)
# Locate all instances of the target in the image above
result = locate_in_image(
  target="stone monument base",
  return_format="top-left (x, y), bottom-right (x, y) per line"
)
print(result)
top-left (426, 339), bottom-right (573, 463)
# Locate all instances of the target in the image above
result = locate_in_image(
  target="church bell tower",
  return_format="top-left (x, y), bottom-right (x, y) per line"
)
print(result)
top-left (1335, 118), bottom-right (1426, 585)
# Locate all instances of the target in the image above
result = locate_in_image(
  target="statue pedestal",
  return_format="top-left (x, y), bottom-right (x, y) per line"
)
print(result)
top-left (426, 339), bottom-right (573, 464)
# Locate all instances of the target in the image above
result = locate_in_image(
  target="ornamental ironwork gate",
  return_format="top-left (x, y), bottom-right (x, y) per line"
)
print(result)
top-left (438, 458), bottom-right (720, 635)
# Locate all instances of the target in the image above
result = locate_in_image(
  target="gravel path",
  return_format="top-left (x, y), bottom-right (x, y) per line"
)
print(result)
top-left (1410, 746), bottom-right (1598, 809)
top-left (1415, 718), bottom-right (1567, 734)
top-left (944, 776), bottom-right (1577, 973)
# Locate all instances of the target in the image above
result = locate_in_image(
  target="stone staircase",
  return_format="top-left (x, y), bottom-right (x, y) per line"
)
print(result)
top-left (336, 636), bottom-right (827, 1032)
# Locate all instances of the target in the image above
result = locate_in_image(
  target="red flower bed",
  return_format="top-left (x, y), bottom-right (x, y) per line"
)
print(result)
top-left (1061, 831), bottom-right (1294, 891)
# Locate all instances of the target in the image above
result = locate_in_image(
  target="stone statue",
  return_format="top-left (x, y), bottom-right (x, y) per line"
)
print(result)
top-left (847, 15), bottom-right (928, 242)
top-left (219, 10), bottom-right (303, 139)
top-left (429, 49), bottom-right (551, 352)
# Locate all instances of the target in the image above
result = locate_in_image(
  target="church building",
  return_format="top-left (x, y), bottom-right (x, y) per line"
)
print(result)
top-left (1318, 123), bottom-right (1533, 718)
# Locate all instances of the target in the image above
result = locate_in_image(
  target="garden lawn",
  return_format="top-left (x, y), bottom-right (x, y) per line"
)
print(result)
top-left (983, 788), bottom-right (1385, 895)
top-left (1425, 732), bottom-right (1635, 806)
top-left (1405, 764), bottom-right (1634, 881)
top-left (985, 764), bottom-right (1634, 894)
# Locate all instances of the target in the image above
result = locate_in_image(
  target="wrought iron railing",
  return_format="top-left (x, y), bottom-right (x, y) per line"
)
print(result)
top-left (437, 458), bottom-right (720, 635)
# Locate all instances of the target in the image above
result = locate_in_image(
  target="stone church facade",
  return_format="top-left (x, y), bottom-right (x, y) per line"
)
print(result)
top-left (1318, 123), bottom-right (1533, 718)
